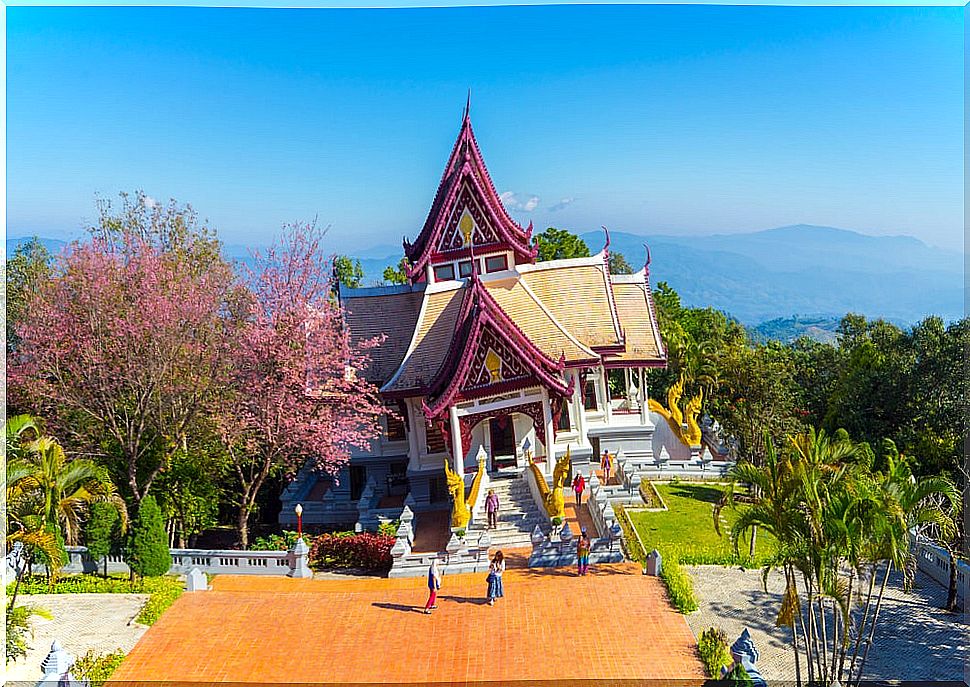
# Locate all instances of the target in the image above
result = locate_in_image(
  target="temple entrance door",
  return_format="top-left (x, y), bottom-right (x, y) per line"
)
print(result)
top-left (489, 416), bottom-right (516, 471)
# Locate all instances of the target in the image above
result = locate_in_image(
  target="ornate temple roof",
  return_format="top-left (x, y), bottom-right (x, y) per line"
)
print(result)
top-left (403, 106), bottom-right (536, 279)
top-left (340, 110), bottom-right (666, 401)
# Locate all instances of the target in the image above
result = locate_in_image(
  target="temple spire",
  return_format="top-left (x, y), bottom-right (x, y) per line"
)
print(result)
top-left (464, 89), bottom-right (471, 121)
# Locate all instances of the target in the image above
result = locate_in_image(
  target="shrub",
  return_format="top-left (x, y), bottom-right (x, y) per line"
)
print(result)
top-left (377, 520), bottom-right (399, 537)
top-left (251, 530), bottom-right (304, 551)
top-left (308, 532), bottom-right (394, 571)
top-left (613, 504), bottom-right (645, 564)
top-left (698, 626), bottom-right (732, 677)
top-left (127, 496), bottom-right (172, 577)
top-left (85, 502), bottom-right (121, 577)
top-left (659, 552), bottom-right (698, 613)
top-left (71, 649), bottom-right (126, 686)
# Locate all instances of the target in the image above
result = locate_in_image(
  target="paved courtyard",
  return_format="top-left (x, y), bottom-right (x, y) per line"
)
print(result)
top-left (686, 565), bottom-right (968, 683)
top-left (6, 593), bottom-right (149, 683)
top-left (114, 561), bottom-right (705, 684)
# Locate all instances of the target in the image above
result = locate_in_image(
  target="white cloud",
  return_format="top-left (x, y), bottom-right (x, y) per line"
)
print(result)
top-left (143, 195), bottom-right (158, 209)
top-left (549, 197), bottom-right (575, 212)
top-left (499, 191), bottom-right (540, 213)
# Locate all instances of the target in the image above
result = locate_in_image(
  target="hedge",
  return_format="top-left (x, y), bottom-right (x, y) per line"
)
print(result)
top-left (308, 532), bottom-right (394, 571)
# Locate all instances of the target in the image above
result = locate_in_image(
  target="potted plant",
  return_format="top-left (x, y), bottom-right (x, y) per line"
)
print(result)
top-left (550, 516), bottom-right (564, 536)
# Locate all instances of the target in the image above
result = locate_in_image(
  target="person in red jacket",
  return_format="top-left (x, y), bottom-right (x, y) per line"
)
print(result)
top-left (572, 472), bottom-right (586, 507)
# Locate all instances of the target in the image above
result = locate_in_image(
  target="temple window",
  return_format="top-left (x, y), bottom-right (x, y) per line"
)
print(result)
top-left (433, 264), bottom-right (456, 282)
top-left (484, 254), bottom-right (508, 273)
top-left (425, 419), bottom-right (446, 454)
top-left (557, 401), bottom-right (572, 431)
top-left (583, 377), bottom-right (599, 411)
top-left (459, 260), bottom-right (475, 278)
top-left (386, 413), bottom-right (406, 441)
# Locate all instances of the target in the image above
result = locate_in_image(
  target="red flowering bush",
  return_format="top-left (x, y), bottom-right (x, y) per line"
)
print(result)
top-left (308, 532), bottom-right (394, 571)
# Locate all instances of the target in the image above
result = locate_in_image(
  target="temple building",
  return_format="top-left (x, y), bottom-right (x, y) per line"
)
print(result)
top-left (281, 107), bottom-right (671, 533)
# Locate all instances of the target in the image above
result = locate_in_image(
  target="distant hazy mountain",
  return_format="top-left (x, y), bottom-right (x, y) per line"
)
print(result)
top-left (6, 236), bottom-right (70, 257)
top-left (9, 225), bottom-right (963, 328)
top-left (580, 225), bottom-right (963, 326)
top-left (750, 316), bottom-right (841, 344)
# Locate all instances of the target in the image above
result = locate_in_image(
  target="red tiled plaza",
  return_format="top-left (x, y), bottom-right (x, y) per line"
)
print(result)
top-left (114, 562), bottom-right (704, 684)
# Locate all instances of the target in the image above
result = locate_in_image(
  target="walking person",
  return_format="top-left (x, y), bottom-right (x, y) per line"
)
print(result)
top-left (424, 558), bottom-right (441, 614)
top-left (576, 528), bottom-right (591, 576)
top-left (572, 471), bottom-right (586, 507)
top-left (485, 488), bottom-right (499, 530)
top-left (486, 551), bottom-right (505, 606)
top-left (601, 450), bottom-right (613, 485)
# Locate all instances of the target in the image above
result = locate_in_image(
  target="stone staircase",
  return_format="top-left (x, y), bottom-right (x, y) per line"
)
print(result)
top-left (468, 472), bottom-right (546, 549)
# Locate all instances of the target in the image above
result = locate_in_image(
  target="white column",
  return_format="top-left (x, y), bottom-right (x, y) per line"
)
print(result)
top-left (602, 366), bottom-right (613, 424)
top-left (639, 367), bottom-right (650, 425)
top-left (572, 370), bottom-right (587, 445)
top-left (541, 389), bottom-right (555, 476)
top-left (406, 399), bottom-right (420, 471)
top-left (449, 404), bottom-right (463, 474)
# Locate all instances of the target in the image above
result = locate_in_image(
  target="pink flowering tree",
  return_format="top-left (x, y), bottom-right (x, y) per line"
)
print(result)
top-left (218, 222), bottom-right (386, 548)
top-left (9, 229), bottom-right (234, 505)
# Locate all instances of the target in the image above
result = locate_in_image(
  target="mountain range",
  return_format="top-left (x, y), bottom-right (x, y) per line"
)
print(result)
top-left (8, 224), bottom-right (964, 330)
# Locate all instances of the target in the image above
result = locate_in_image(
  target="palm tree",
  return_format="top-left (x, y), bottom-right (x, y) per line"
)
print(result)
top-left (9, 436), bottom-right (128, 546)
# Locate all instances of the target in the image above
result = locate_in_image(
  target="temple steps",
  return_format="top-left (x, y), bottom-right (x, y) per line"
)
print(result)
top-left (469, 474), bottom-right (545, 548)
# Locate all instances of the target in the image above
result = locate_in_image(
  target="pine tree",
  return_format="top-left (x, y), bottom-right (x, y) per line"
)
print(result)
top-left (85, 502), bottom-right (120, 577)
top-left (127, 496), bottom-right (171, 578)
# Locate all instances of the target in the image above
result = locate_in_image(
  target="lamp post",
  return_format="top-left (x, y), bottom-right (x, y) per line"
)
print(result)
top-left (295, 503), bottom-right (303, 539)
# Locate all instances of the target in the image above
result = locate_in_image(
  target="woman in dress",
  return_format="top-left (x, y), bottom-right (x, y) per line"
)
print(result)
top-left (424, 558), bottom-right (441, 614)
top-left (486, 550), bottom-right (505, 606)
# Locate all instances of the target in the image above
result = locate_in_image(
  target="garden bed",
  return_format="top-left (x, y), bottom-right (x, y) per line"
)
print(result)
top-left (638, 478), bottom-right (667, 510)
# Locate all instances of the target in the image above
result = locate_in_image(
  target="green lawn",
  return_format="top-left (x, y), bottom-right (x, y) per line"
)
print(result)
top-left (627, 481), bottom-right (776, 566)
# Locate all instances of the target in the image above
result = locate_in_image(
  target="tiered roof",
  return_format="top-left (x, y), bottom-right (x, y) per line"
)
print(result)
top-left (342, 108), bottom-right (666, 412)
top-left (403, 106), bottom-right (536, 280)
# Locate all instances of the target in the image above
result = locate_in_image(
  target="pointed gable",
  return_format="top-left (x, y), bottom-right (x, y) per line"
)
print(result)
top-left (421, 276), bottom-right (572, 418)
top-left (404, 108), bottom-right (536, 278)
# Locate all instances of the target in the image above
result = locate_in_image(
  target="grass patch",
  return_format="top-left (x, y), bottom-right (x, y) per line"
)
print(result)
top-left (628, 482), bottom-right (775, 568)
top-left (9, 574), bottom-right (183, 626)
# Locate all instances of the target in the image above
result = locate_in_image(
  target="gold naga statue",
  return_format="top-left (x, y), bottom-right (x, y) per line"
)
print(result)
top-left (444, 457), bottom-right (471, 529)
top-left (648, 374), bottom-right (703, 447)
top-left (529, 445), bottom-right (571, 520)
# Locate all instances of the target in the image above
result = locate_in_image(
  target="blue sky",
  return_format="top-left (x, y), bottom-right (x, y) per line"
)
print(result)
top-left (7, 4), bottom-right (964, 254)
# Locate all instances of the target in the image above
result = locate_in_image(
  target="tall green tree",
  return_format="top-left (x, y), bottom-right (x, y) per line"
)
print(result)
top-left (714, 341), bottom-right (802, 467)
top-left (533, 227), bottom-right (590, 261)
top-left (608, 252), bottom-right (634, 274)
top-left (127, 495), bottom-right (172, 578)
top-left (84, 502), bottom-right (121, 577)
top-left (333, 255), bottom-right (364, 288)
top-left (382, 256), bottom-right (409, 285)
